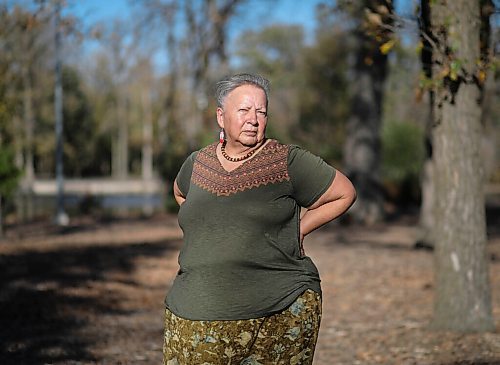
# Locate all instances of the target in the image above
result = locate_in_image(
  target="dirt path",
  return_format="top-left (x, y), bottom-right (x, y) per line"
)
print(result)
top-left (0, 214), bottom-right (499, 365)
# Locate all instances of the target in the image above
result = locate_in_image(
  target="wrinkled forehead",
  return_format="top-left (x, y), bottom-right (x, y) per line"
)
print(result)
top-left (222, 84), bottom-right (268, 107)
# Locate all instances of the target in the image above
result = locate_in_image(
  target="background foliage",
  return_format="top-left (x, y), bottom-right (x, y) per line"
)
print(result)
top-left (0, 0), bottom-right (498, 216)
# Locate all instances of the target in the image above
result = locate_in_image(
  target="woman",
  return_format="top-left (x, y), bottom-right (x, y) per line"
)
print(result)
top-left (164, 73), bottom-right (356, 365)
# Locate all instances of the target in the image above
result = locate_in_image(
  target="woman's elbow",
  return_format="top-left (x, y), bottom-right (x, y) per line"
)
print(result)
top-left (349, 186), bottom-right (357, 207)
top-left (344, 179), bottom-right (357, 208)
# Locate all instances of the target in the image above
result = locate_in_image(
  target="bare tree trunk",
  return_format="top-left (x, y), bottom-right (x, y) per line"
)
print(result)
top-left (416, 154), bottom-right (436, 248)
top-left (21, 65), bottom-right (34, 220)
top-left (429, 0), bottom-right (494, 332)
top-left (141, 89), bottom-right (154, 216)
top-left (22, 66), bottom-right (34, 182)
top-left (113, 95), bottom-right (129, 180)
top-left (343, 0), bottom-right (393, 225)
top-left (416, 0), bottom-right (436, 248)
top-left (112, 119), bottom-right (119, 179)
top-left (119, 96), bottom-right (129, 180)
top-left (184, 0), bottom-right (242, 135)
top-left (13, 115), bottom-right (24, 223)
top-left (141, 90), bottom-right (153, 180)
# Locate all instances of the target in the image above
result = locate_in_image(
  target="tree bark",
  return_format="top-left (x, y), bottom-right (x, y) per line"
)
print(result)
top-left (429, 0), bottom-right (494, 332)
top-left (0, 195), bottom-right (3, 238)
top-left (416, 0), bottom-right (436, 248)
top-left (21, 65), bottom-right (34, 221)
top-left (21, 65), bottom-right (34, 183)
top-left (118, 95), bottom-right (129, 180)
top-left (141, 89), bottom-right (153, 181)
top-left (343, 0), bottom-right (393, 225)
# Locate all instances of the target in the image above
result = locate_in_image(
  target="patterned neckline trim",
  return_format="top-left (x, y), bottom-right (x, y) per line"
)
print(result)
top-left (191, 139), bottom-right (290, 196)
top-left (212, 139), bottom-right (275, 174)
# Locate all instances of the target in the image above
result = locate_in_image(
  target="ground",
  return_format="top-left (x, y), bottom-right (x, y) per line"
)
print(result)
top-left (0, 213), bottom-right (499, 365)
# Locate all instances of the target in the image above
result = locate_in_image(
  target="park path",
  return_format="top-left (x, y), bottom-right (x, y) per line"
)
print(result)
top-left (0, 214), bottom-right (499, 364)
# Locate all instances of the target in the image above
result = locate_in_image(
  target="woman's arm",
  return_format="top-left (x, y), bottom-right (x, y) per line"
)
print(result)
top-left (299, 170), bottom-right (356, 243)
top-left (173, 179), bottom-right (186, 206)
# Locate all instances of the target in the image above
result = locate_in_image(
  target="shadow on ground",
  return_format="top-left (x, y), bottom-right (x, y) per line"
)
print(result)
top-left (0, 238), bottom-right (178, 365)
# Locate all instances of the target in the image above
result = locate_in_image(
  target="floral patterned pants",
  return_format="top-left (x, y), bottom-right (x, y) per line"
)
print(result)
top-left (163, 289), bottom-right (322, 365)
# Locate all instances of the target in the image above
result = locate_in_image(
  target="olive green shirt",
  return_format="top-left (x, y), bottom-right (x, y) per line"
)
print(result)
top-left (165, 140), bottom-right (335, 320)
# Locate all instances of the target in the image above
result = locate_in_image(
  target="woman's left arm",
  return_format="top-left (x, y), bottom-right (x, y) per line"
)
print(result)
top-left (299, 170), bottom-right (356, 242)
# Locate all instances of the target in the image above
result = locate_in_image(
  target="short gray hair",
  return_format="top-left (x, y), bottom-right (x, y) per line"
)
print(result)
top-left (215, 73), bottom-right (270, 108)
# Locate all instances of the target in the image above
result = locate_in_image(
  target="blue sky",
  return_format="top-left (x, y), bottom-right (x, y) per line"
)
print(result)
top-left (70, 0), bottom-right (416, 26)
top-left (69, 0), bottom-right (327, 73)
top-left (71, 0), bottom-right (324, 31)
top-left (70, 0), bottom-right (326, 46)
top-left (66, 0), bottom-right (417, 73)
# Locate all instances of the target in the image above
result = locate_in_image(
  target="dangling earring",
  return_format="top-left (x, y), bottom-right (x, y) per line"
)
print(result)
top-left (219, 129), bottom-right (225, 144)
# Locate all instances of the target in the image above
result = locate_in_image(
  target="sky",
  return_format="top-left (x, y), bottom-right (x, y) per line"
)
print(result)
top-left (70, 0), bottom-right (417, 28)
top-left (67, 0), bottom-right (328, 73)
top-left (71, 0), bottom-right (324, 35)
top-left (50, 0), bottom-right (420, 74)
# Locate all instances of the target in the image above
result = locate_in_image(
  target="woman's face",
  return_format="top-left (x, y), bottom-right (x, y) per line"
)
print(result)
top-left (217, 84), bottom-right (267, 147)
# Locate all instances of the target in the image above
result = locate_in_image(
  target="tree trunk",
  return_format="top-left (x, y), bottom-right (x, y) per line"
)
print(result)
top-left (430, 0), bottom-right (494, 332)
top-left (343, 0), bottom-right (392, 225)
top-left (113, 95), bottom-right (128, 180)
top-left (21, 65), bottom-right (34, 220)
top-left (22, 66), bottom-right (34, 183)
top-left (416, 0), bottom-right (436, 248)
top-left (416, 155), bottom-right (436, 248)
top-left (0, 195), bottom-right (3, 238)
top-left (141, 90), bottom-right (153, 181)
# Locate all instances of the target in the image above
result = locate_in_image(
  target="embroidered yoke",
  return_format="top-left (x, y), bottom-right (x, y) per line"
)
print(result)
top-left (165, 140), bottom-right (335, 320)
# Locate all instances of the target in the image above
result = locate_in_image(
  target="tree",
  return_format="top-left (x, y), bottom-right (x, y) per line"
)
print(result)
top-left (338, 0), bottom-right (395, 224)
top-left (0, 3), bottom-right (54, 219)
top-left (61, 66), bottom-right (98, 176)
top-left (0, 43), bottom-right (21, 236)
top-left (91, 19), bottom-right (135, 180)
top-left (420, 0), bottom-right (495, 332)
top-left (136, 0), bottom-right (244, 174)
top-left (183, 0), bottom-right (244, 141)
top-left (296, 24), bottom-right (351, 162)
top-left (235, 24), bottom-right (306, 142)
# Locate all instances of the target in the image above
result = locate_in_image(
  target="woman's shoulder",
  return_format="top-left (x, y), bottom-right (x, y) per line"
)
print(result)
top-left (262, 140), bottom-right (317, 166)
top-left (266, 140), bottom-right (308, 154)
top-left (196, 142), bottom-right (218, 157)
top-left (264, 139), bottom-right (291, 152)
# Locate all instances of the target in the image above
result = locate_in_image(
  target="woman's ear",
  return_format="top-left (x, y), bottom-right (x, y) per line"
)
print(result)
top-left (216, 107), bottom-right (224, 129)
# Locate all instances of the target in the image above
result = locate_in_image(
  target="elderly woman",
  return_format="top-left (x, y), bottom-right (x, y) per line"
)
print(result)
top-left (163, 73), bottom-right (356, 364)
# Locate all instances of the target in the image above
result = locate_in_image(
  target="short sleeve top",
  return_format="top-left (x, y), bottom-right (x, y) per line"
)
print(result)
top-left (165, 139), bottom-right (335, 320)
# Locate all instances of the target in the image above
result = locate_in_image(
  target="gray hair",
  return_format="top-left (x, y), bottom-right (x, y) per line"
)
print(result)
top-left (215, 73), bottom-right (270, 109)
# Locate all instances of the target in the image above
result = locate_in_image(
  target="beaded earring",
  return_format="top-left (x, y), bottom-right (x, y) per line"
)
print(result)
top-left (219, 129), bottom-right (225, 144)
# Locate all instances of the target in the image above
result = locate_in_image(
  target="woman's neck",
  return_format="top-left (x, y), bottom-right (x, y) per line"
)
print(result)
top-left (224, 138), bottom-right (266, 158)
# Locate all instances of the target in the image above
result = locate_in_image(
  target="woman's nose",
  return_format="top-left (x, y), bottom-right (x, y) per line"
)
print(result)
top-left (249, 109), bottom-right (258, 124)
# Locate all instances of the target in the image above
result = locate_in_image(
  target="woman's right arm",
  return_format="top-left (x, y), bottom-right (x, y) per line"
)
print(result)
top-left (173, 179), bottom-right (186, 206)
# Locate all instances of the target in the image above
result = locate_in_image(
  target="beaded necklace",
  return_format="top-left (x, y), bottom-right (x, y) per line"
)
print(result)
top-left (220, 141), bottom-right (258, 162)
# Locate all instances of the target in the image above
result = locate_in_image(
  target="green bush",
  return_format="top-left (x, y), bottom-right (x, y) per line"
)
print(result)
top-left (0, 145), bottom-right (21, 229)
top-left (381, 120), bottom-right (424, 202)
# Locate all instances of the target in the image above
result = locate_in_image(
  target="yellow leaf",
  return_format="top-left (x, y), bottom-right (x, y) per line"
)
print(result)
top-left (439, 65), bottom-right (450, 78)
top-left (450, 69), bottom-right (458, 81)
top-left (415, 41), bottom-right (423, 55)
top-left (415, 87), bottom-right (424, 102)
top-left (478, 70), bottom-right (486, 84)
top-left (380, 39), bottom-right (396, 55)
top-left (377, 5), bottom-right (389, 15)
top-left (366, 11), bottom-right (382, 26)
